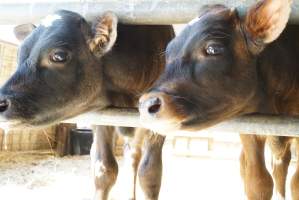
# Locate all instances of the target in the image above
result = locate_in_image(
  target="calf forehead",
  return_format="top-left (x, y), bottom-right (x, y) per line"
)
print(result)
top-left (40, 24), bottom-right (81, 45)
top-left (42, 10), bottom-right (83, 27)
top-left (39, 10), bottom-right (84, 38)
top-left (35, 12), bottom-right (85, 48)
top-left (18, 11), bottom-right (86, 64)
top-left (167, 11), bottom-right (234, 61)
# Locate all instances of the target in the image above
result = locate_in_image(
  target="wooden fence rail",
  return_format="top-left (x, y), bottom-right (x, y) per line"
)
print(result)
top-left (0, 0), bottom-right (298, 25)
top-left (63, 108), bottom-right (299, 137)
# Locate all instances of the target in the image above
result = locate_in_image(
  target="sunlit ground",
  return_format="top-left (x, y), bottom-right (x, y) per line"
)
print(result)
top-left (0, 139), bottom-right (296, 200)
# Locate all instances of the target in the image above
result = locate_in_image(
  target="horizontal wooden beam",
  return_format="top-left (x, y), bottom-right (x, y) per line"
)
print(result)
top-left (0, 0), bottom-right (299, 25)
top-left (63, 108), bottom-right (299, 137)
top-left (63, 108), bottom-right (140, 127)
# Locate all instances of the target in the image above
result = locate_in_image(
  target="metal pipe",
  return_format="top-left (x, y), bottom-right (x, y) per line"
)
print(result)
top-left (63, 108), bottom-right (299, 137)
top-left (0, 0), bottom-right (299, 25)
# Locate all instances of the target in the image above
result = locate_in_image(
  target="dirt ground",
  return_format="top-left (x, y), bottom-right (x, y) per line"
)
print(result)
top-left (0, 140), bottom-right (296, 200)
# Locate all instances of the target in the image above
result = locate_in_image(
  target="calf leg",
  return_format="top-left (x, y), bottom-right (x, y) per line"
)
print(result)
top-left (268, 136), bottom-right (291, 200)
top-left (91, 126), bottom-right (118, 200)
top-left (240, 149), bottom-right (246, 182)
top-left (121, 127), bottom-right (145, 200)
top-left (291, 138), bottom-right (299, 200)
top-left (239, 134), bottom-right (273, 200)
top-left (138, 132), bottom-right (165, 200)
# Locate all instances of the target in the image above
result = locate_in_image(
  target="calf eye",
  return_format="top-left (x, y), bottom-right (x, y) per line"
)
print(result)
top-left (50, 49), bottom-right (69, 63)
top-left (205, 44), bottom-right (225, 55)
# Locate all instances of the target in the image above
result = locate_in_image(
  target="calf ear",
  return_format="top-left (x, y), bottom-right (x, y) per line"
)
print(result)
top-left (89, 12), bottom-right (117, 57)
top-left (14, 24), bottom-right (36, 42)
top-left (244, 0), bottom-right (292, 54)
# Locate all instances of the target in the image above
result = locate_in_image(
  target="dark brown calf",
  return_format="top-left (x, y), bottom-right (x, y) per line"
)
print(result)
top-left (1, 11), bottom-right (174, 200)
top-left (139, 0), bottom-right (297, 199)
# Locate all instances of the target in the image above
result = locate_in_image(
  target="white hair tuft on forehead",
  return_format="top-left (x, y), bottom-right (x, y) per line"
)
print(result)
top-left (41, 14), bottom-right (62, 27)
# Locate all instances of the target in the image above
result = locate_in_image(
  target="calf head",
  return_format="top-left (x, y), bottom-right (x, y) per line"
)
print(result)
top-left (139, 0), bottom-right (292, 134)
top-left (0, 10), bottom-right (117, 127)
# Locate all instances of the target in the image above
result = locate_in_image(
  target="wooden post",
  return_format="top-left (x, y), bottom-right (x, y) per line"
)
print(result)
top-left (55, 123), bottom-right (76, 157)
top-left (0, 128), bottom-right (4, 151)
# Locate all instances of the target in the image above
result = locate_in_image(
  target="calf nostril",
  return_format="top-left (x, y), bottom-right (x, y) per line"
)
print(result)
top-left (0, 99), bottom-right (9, 112)
top-left (147, 97), bottom-right (162, 114)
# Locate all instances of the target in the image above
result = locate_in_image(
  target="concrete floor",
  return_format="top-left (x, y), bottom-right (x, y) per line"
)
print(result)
top-left (0, 138), bottom-right (297, 200)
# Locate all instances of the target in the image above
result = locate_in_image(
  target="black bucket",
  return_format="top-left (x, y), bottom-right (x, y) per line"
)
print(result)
top-left (70, 129), bottom-right (93, 155)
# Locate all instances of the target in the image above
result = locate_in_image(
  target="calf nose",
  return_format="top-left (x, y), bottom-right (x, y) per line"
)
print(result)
top-left (0, 99), bottom-right (9, 112)
top-left (139, 92), bottom-right (164, 116)
top-left (145, 97), bottom-right (162, 114)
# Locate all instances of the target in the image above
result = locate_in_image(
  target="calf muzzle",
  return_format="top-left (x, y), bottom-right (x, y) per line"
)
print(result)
top-left (139, 91), bottom-right (184, 134)
top-left (139, 92), bottom-right (164, 117)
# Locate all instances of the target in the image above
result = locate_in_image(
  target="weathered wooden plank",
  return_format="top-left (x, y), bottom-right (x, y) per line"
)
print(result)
top-left (64, 108), bottom-right (299, 137)
top-left (0, 0), bottom-right (298, 25)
